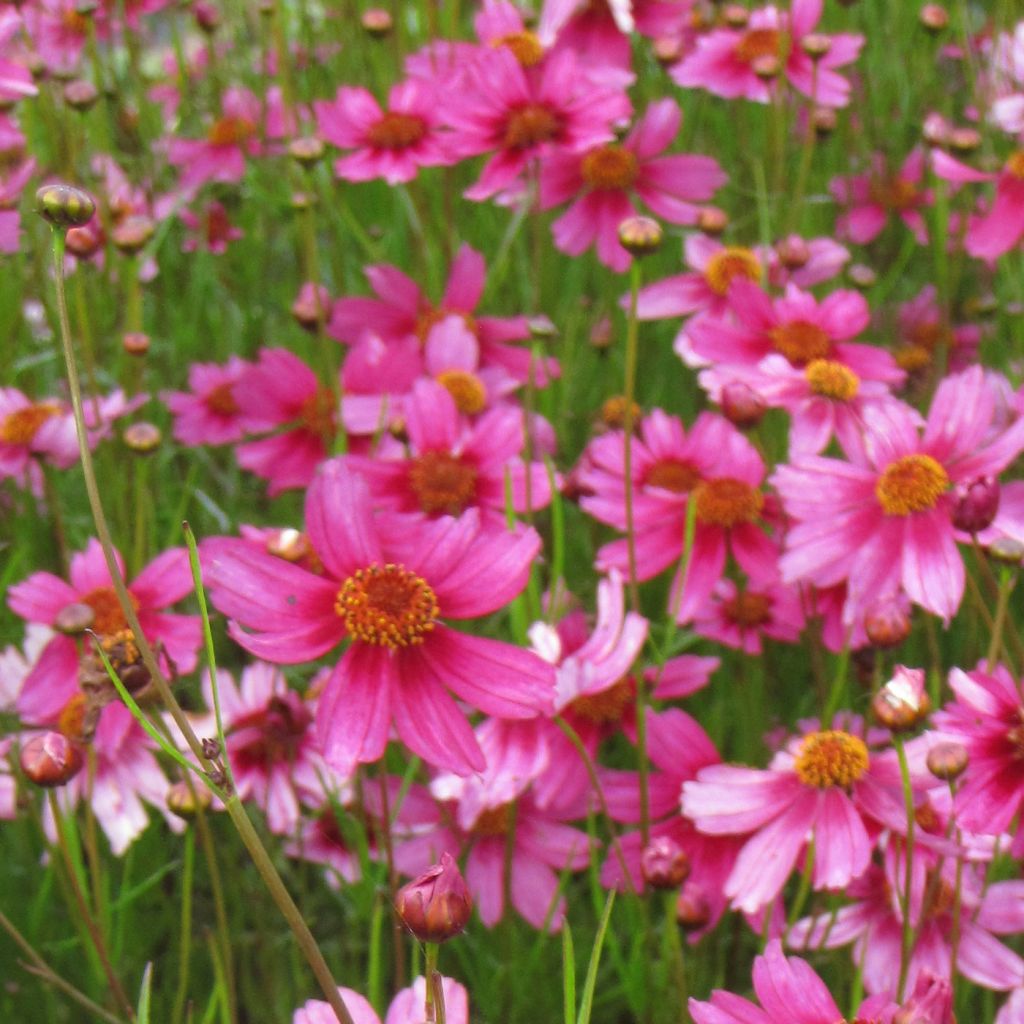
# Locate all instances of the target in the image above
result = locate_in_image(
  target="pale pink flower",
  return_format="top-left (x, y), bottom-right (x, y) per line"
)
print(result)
top-left (162, 356), bottom-right (264, 447)
top-left (295, 977), bottom-right (468, 1024)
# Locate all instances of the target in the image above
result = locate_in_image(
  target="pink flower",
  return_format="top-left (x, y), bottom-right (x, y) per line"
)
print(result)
top-left (295, 976), bottom-right (468, 1024)
top-left (672, 0), bottom-right (864, 108)
top-left (8, 540), bottom-right (201, 725)
top-left (0, 156), bottom-right (35, 254)
top-left (758, 234), bottom-right (851, 289)
top-left (894, 283), bottom-right (982, 374)
top-left (832, 148), bottom-right (931, 244)
top-left (443, 47), bottom-right (630, 200)
top-left (162, 356), bottom-right (263, 447)
top-left (179, 201), bottom-right (244, 254)
top-left (204, 461), bottom-right (555, 776)
top-left (773, 367), bottom-right (1024, 623)
top-left (538, 98), bottom-right (726, 270)
top-left (315, 79), bottom-right (452, 185)
top-left (692, 573), bottom-right (806, 654)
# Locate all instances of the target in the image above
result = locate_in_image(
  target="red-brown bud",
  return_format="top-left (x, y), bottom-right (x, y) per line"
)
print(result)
top-left (640, 836), bottom-right (691, 889)
top-left (871, 665), bottom-right (930, 732)
top-left (395, 852), bottom-right (472, 943)
top-left (20, 731), bottom-right (84, 787)
top-left (926, 741), bottom-right (968, 782)
top-left (675, 881), bottom-right (711, 930)
top-left (720, 381), bottom-right (766, 429)
top-left (863, 597), bottom-right (911, 649)
top-left (951, 476), bottom-right (1000, 534)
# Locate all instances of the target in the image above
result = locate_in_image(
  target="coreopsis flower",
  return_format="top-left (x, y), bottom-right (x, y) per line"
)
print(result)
top-left (204, 461), bottom-right (554, 776)
top-left (344, 379), bottom-right (552, 521)
top-left (538, 98), bottom-right (726, 271)
top-left (22, 0), bottom-right (99, 76)
top-left (772, 366), bottom-right (1024, 624)
top-left (315, 78), bottom-right (452, 185)
top-left (443, 47), bottom-right (630, 201)
top-left (831, 148), bottom-right (931, 244)
top-left (162, 356), bottom-right (265, 446)
top-left (692, 573), bottom-right (806, 654)
top-left (790, 846), bottom-right (1024, 997)
top-left (894, 283), bottom-right (982, 375)
top-left (689, 940), bottom-right (895, 1024)
top-left (294, 977), bottom-right (468, 1024)
top-left (179, 200), bottom-right (244, 254)
top-left (8, 540), bottom-right (201, 725)
top-left (671, 0), bottom-right (864, 108)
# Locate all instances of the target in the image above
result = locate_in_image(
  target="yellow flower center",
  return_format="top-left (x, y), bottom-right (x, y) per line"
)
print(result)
top-left (204, 382), bottom-right (240, 416)
top-left (58, 693), bottom-right (90, 743)
top-left (207, 115), bottom-right (256, 147)
top-left (643, 459), bottom-right (701, 494)
top-left (736, 28), bottom-right (782, 63)
top-left (794, 730), bottom-right (870, 788)
top-left (771, 319), bottom-right (831, 366)
top-left (408, 451), bottom-right (478, 516)
top-left (704, 247), bottom-right (762, 296)
top-left (335, 563), bottom-right (439, 648)
top-left (693, 478), bottom-right (764, 527)
top-left (895, 345), bottom-right (932, 373)
top-left (436, 369), bottom-right (487, 415)
top-left (805, 359), bottom-right (860, 401)
top-left (0, 401), bottom-right (63, 445)
top-left (581, 144), bottom-right (639, 190)
top-left (492, 31), bottom-right (545, 67)
top-left (875, 454), bottom-right (949, 516)
top-left (504, 103), bottom-right (561, 150)
top-left (366, 112), bottom-right (427, 150)
top-left (1005, 151), bottom-right (1024, 180)
top-left (723, 591), bottom-right (772, 627)
top-left (571, 676), bottom-right (635, 725)
top-left (80, 587), bottom-right (139, 637)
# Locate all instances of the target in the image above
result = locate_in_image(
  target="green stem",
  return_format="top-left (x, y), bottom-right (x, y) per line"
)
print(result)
top-left (622, 261), bottom-right (642, 611)
top-left (424, 943), bottom-right (439, 1023)
top-left (171, 826), bottom-right (196, 1024)
top-left (894, 736), bottom-right (916, 1001)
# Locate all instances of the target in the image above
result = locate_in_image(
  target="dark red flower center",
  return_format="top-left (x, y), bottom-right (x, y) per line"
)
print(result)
top-left (771, 319), bottom-right (832, 366)
top-left (570, 676), bottom-right (635, 725)
top-left (205, 381), bottom-right (240, 416)
top-left (723, 591), bottom-right (772, 627)
top-left (504, 104), bottom-right (561, 150)
top-left (693, 478), bottom-right (764, 527)
top-left (581, 144), bottom-right (638, 191)
top-left (409, 451), bottom-right (478, 516)
top-left (367, 112), bottom-right (428, 150)
top-left (643, 459), bottom-right (701, 494)
top-left (232, 695), bottom-right (312, 767)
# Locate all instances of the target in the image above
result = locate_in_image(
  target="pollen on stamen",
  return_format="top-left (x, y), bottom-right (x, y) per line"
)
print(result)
top-left (703, 247), bottom-right (761, 295)
top-left (580, 144), bottom-right (639, 191)
top-left (491, 30), bottom-right (545, 67)
top-left (794, 730), bottom-right (870, 789)
top-left (503, 103), bottom-right (561, 150)
top-left (0, 401), bottom-right (63, 446)
top-left (79, 587), bottom-right (139, 636)
top-left (366, 111), bottom-right (427, 150)
top-left (693, 478), bottom-right (764, 528)
top-left (436, 369), bottom-right (487, 415)
top-left (408, 451), bottom-right (478, 516)
top-left (875, 454), bottom-right (949, 516)
top-left (805, 359), bottom-right (860, 400)
top-left (336, 563), bottom-right (440, 648)
top-left (771, 320), bottom-right (832, 366)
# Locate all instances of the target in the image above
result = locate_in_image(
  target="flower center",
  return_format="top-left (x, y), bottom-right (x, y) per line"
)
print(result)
top-left (62, 9), bottom-right (90, 35)
top-left (570, 676), bottom-right (635, 725)
top-left (436, 369), bottom-right (487, 415)
top-left (492, 31), bottom-right (545, 67)
top-left (771, 319), bottom-right (831, 366)
top-left (503, 103), bottom-right (561, 150)
top-left (581, 144), bottom-right (639, 190)
top-left (906, 321), bottom-right (950, 351)
top-left (704, 247), bottom-right (761, 296)
top-left (232, 694), bottom-right (312, 766)
top-left (205, 204), bottom-right (233, 246)
top-left (805, 359), bottom-right (860, 400)
top-left (204, 382), bottom-right (240, 416)
top-left (868, 176), bottom-right (919, 211)
top-left (794, 730), bottom-right (870, 788)
top-left (723, 591), bottom-right (772, 627)
top-left (643, 459), bottom-right (701, 494)
top-left (736, 28), bottom-right (782, 64)
top-left (0, 401), bottom-right (63, 446)
top-left (1005, 152), bottom-right (1024, 180)
top-left (1005, 709), bottom-right (1024, 758)
top-left (99, 628), bottom-right (142, 667)
top-left (58, 693), bottom-right (90, 743)
top-left (79, 587), bottom-right (139, 636)
top-left (693, 478), bottom-right (764, 527)
top-left (299, 387), bottom-right (337, 437)
top-left (921, 872), bottom-right (957, 920)
top-left (207, 115), bottom-right (256, 147)
top-left (895, 345), bottom-right (931, 373)
top-left (366, 111), bottom-right (427, 150)
top-left (408, 451), bottom-right (478, 516)
top-left (473, 803), bottom-right (512, 837)
top-left (336, 563), bottom-right (439, 648)
top-left (875, 454), bottom-right (949, 516)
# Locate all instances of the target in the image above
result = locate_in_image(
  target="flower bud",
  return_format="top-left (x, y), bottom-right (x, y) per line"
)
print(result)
top-left (989, 537), bottom-right (1024, 566)
top-left (291, 282), bottom-right (332, 331)
top-left (696, 206), bottom-right (728, 235)
top-left (951, 476), bottom-right (999, 534)
top-left (123, 331), bottom-right (150, 356)
top-left (123, 421), bottom-right (162, 454)
top-left (600, 395), bottom-right (641, 432)
top-left (395, 852), bottom-right (472, 943)
top-left (618, 216), bottom-right (662, 258)
top-left (919, 4), bottom-right (948, 33)
top-left (894, 972), bottom-right (954, 1024)
top-left (720, 381), bottom-right (766, 429)
top-left (167, 779), bottom-right (213, 820)
top-left (37, 183), bottom-right (96, 229)
top-left (752, 54), bottom-right (781, 80)
top-left (54, 601), bottom-right (95, 635)
top-left (652, 35), bottom-right (684, 66)
top-left (811, 106), bottom-right (837, 137)
top-left (926, 741), bottom-right (968, 782)
top-left (921, 113), bottom-right (950, 148)
top-left (112, 214), bottom-right (155, 254)
top-left (675, 881), bottom-right (710, 930)
top-left (63, 79), bottom-right (99, 111)
top-left (66, 222), bottom-right (103, 258)
top-left (194, 0), bottom-right (221, 33)
top-left (776, 235), bottom-right (810, 270)
top-left (289, 136), bottom-right (325, 168)
top-left (801, 33), bottom-right (831, 59)
top-left (948, 127), bottom-right (981, 155)
top-left (871, 665), bottom-right (930, 732)
top-left (641, 837), bottom-right (691, 889)
top-left (863, 597), bottom-right (911, 648)
top-left (20, 731), bottom-right (84, 788)
top-left (722, 4), bottom-right (748, 28)
top-left (362, 8), bottom-right (393, 36)
top-left (590, 315), bottom-right (614, 350)
top-left (847, 262), bottom-right (877, 289)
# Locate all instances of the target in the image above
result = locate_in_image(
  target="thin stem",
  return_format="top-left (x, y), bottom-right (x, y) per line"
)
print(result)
top-left (894, 736), bottom-right (916, 1001)
top-left (622, 261), bottom-right (642, 612)
top-left (195, 800), bottom-right (237, 1024)
top-left (424, 944), bottom-right (439, 1023)
top-left (171, 825), bottom-right (196, 1024)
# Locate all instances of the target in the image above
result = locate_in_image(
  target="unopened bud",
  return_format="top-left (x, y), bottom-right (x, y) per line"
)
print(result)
top-left (926, 741), bottom-right (968, 782)
top-left (871, 665), bottom-right (930, 732)
top-left (641, 836), bottom-right (691, 889)
top-left (590, 315), bottom-right (614, 350)
top-left (864, 599), bottom-right (911, 648)
top-left (20, 731), bottom-right (84, 788)
top-left (964, 293), bottom-right (998, 318)
top-left (894, 973), bottom-right (954, 1024)
top-left (289, 136), bottom-right (325, 167)
top-left (951, 476), bottom-right (1000, 534)
top-left (801, 33), bottom-right (831, 59)
top-left (395, 851), bottom-right (472, 943)
top-left (63, 79), bottom-right (99, 111)
top-left (811, 106), bottom-right (837, 137)
top-left (167, 780), bottom-right (213, 820)
top-left (600, 395), bottom-right (641, 431)
top-left (752, 54), bottom-right (781, 80)
top-left (193, 0), bottom-right (221, 33)
top-left (847, 263), bottom-right (877, 289)
top-left (948, 127), bottom-right (981, 154)
top-left (652, 35), bottom-right (684, 66)
top-left (527, 315), bottom-right (557, 341)
top-left (123, 331), bottom-right (150, 356)
top-left (618, 216), bottom-right (662, 258)
top-left (123, 421), bottom-right (162, 454)
top-left (921, 113), bottom-right (950, 148)
top-left (36, 183), bottom-right (96, 229)
top-left (54, 601), bottom-right (95, 635)
top-left (720, 381), bottom-right (765, 429)
top-left (722, 4), bottom-right (748, 27)
top-left (919, 4), bottom-right (948, 32)
top-left (362, 8), bottom-right (393, 36)
top-left (65, 223), bottom-right (102, 258)
top-left (291, 191), bottom-right (316, 211)
top-left (112, 214), bottom-right (155, 254)
top-left (675, 881), bottom-right (711, 930)
top-left (989, 537), bottom-right (1024, 566)
top-left (697, 206), bottom-right (728, 235)
top-left (776, 235), bottom-right (810, 270)
top-left (291, 283), bottom-right (332, 331)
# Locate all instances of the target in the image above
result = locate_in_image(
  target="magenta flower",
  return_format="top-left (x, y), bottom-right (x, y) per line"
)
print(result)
top-left (295, 976), bottom-right (468, 1024)
top-left (315, 79), bottom-right (452, 185)
top-left (692, 573), bottom-right (806, 654)
top-left (443, 46), bottom-right (630, 200)
top-left (832, 148), bottom-right (931, 244)
top-left (179, 201), bottom-right (244, 254)
top-left (163, 356), bottom-right (264, 447)
top-left (204, 461), bottom-right (554, 776)
top-left (538, 98), bottom-right (726, 271)
top-left (8, 540), bottom-right (201, 725)
top-left (773, 367), bottom-right (1024, 623)
top-left (895, 283), bottom-right (982, 374)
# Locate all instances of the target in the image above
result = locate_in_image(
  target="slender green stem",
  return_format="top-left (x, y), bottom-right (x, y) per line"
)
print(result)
top-left (622, 261), bottom-right (642, 611)
top-left (172, 826), bottom-right (196, 1024)
top-left (195, 802), bottom-right (237, 1024)
top-left (424, 944), bottom-right (439, 1023)
top-left (894, 736), bottom-right (916, 1001)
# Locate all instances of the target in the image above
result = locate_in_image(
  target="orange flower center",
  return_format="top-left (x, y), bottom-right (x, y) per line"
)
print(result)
top-left (366, 111), bottom-right (427, 150)
top-left (875, 454), bottom-right (948, 516)
top-left (58, 693), bottom-right (90, 743)
top-left (62, 9), bottom-right (90, 35)
top-left (643, 459), bottom-right (701, 494)
top-left (207, 115), bottom-right (256, 147)
top-left (299, 387), bottom-right (338, 438)
top-left (723, 591), bottom-right (772, 627)
top-left (0, 401), bottom-right (63, 446)
top-left (805, 359), bottom-right (860, 400)
top-left (435, 369), bottom-right (487, 415)
top-left (1005, 152), bottom-right (1024, 180)
top-left (335, 563), bottom-right (439, 648)
top-left (736, 28), bottom-right (782, 63)
top-left (704, 247), bottom-right (761, 296)
top-left (473, 803), bottom-right (512, 837)
top-left (503, 104), bottom-right (561, 150)
top-left (492, 31), bottom-right (545, 67)
top-left (771, 319), bottom-right (831, 366)
top-left (693, 478), bottom-right (764, 527)
top-left (581, 144), bottom-right (638, 190)
top-left (408, 451), bottom-right (478, 516)
top-left (100, 628), bottom-right (142, 666)
top-left (794, 730), bottom-right (869, 789)
top-left (868, 176), bottom-right (919, 211)
top-left (205, 382), bottom-right (240, 416)
top-left (232, 695), bottom-right (312, 766)
top-left (907, 321), bottom-right (951, 352)
top-left (80, 587), bottom-right (140, 636)
top-left (895, 345), bottom-right (932, 373)
top-left (571, 676), bottom-right (635, 725)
